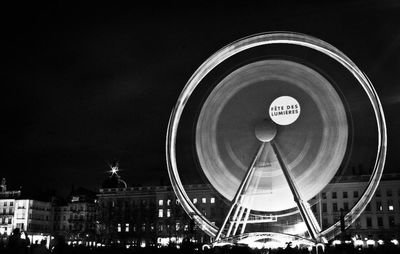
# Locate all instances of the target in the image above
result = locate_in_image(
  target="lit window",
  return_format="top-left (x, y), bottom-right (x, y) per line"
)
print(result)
top-left (158, 209), bottom-right (163, 218)
top-left (159, 200), bottom-right (163, 206)
top-left (211, 198), bottom-right (215, 204)
top-left (175, 222), bottom-right (180, 231)
top-left (167, 199), bottom-right (171, 206)
top-left (126, 223), bottom-right (129, 232)
top-left (202, 198), bottom-right (206, 204)
top-left (176, 199), bottom-right (180, 205)
top-left (193, 198), bottom-right (197, 204)
top-left (117, 223), bottom-right (121, 232)
top-left (388, 200), bottom-right (394, 211)
top-left (167, 209), bottom-right (171, 218)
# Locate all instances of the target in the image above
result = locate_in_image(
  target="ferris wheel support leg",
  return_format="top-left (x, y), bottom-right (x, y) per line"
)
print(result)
top-left (215, 143), bottom-right (266, 241)
top-left (271, 142), bottom-right (322, 242)
top-left (240, 208), bottom-right (251, 235)
top-left (233, 204), bottom-right (246, 235)
top-left (226, 204), bottom-right (242, 237)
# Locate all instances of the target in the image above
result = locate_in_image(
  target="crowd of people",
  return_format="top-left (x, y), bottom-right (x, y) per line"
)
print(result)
top-left (0, 228), bottom-right (399, 254)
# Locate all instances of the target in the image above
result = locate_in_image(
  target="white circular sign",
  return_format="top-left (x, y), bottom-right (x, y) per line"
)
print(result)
top-left (269, 96), bottom-right (301, 125)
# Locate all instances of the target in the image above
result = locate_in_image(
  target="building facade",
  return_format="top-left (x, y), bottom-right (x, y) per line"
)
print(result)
top-left (97, 184), bottom-right (228, 247)
top-left (0, 174), bottom-right (399, 248)
top-left (311, 174), bottom-right (400, 242)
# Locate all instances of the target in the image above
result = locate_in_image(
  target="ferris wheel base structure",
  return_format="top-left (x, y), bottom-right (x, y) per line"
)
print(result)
top-left (210, 232), bottom-right (325, 250)
top-left (166, 32), bottom-right (387, 249)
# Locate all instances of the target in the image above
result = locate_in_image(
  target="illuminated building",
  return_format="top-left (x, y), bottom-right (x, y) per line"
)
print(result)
top-left (97, 184), bottom-right (227, 247)
top-left (311, 173), bottom-right (400, 243)
top-left (53, 188), bottom-right (98, 245)
top-left (97, 174), bottom-right (399, 247)
top-left (13, 199), bottom-right (53, 235)
top-left (0, 178), bottom-right (21, 242)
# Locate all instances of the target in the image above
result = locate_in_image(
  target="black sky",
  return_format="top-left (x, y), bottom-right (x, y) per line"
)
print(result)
top-left (6, 1), bottom-right (400, 197)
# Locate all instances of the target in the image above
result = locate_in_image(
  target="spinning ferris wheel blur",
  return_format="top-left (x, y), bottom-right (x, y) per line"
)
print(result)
top-left (166, 32), bottom-right (386, 247)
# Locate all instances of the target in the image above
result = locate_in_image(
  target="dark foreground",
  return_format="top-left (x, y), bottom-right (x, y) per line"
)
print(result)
top-left (1, 244), bottom-right (399, 254)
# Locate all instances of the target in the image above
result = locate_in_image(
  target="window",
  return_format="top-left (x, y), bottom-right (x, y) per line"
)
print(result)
top-left (202, 198), bottom-right (206, 204)
top-left (4, 202), bottom-right (7, 206)
top-left (388, 200), bottom-right (394, 211)
top-left (167, 199), bottom-right (171, 206)
top-left (332, 203), bottom-right (338, 212)
top-left (211, 197), bottom-right (215, 204)
top-left (117, 223), bottom-right (121, 232)
top-left (322, 203), bottom-right (327, 213)
top-left (322, 192), bottom-right (326, 199)
top-left (175, 222), bottom-right (180, 231)
top-left (125, 223), bottom-right (129, 232)
top-left (158, 209), bottom-right (163, 218)
top-left (141, 223), bottom-right (146, 232)
top-left (343, 192), bottom-right (348, 198)
top-left (158, 200), bottom-right (163, 206)
top-left (386, 189), bottom-right (392, 197)
top-left (193, 198), bottom-right (197, 204)
top-left (376, 201), bottom-right (383, 211)
top-left (376, 189), bottom-right (381, 197)
top-left (332, 192), bottom-right (337, 199)
top-left (353, 191), bottom-right (359, 198)
top-left (322, 218), bottom-right (328, 228)
top-left (343, 202), bottom-right (349, 211)
top-left (377, 217), bottom-right (383, 227)
top-left (389, 216), bottom-right (395, 227)
top-left (167, 209), bottom-right (171, 218)
top-left (366, 217), bottom-right (372, 227)
top-left (365, 203), bottom-right (371, 211)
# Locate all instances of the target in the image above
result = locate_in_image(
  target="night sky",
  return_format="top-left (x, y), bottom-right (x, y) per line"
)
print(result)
top-left (6, 1), bottom-right (400, 197)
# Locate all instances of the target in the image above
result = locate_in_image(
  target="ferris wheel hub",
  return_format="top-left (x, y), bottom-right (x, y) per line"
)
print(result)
top-left (255, 120), bottom-right (277, 142)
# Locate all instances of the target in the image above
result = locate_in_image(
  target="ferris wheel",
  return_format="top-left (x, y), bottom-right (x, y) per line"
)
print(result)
top-left (166, 32), bottom-right (386, 247)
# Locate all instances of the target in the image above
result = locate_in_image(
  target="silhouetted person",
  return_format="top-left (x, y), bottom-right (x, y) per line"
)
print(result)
top-left (7, 228), bottom-right (30, 254)
top-left (52, 235), bottom-right (70, 254)
top-left (32, 239), bottom-right (50, 254)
